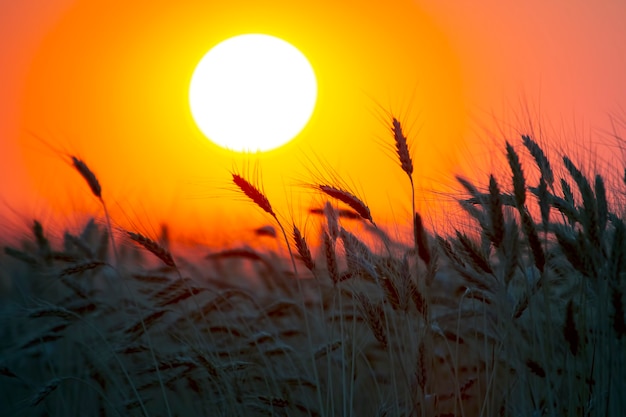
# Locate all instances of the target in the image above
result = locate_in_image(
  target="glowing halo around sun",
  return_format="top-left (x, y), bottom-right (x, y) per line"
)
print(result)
top-left (189, 34), bottom-right (318, 152)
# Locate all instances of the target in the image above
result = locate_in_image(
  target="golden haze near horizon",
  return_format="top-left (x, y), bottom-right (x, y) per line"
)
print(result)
top-left (1, 0), bottom-right (625, 248)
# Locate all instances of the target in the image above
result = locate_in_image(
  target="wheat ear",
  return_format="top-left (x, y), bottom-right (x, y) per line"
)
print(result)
top-left (356, 293), bottom-right (388, 348)
top-left (391, 117), bottom-right (420, 249)
top-left (487, 175), bottom-right (505, 249)
top-left (611, 286), bottom-right (626, 338)
top-left (232, 173), bottom-right (275, 217)
top-left (323, 201), bottom-right (339, 240)
top-left (60, 261), bottom-right (106, 276)
top-left (522, 134), bottom-right (554, 187)
top-left (505, 142), bottom-right (526, 209)
top-left (414, 212), bottom-right (431, 265)
top-left (322, 231), bottom-right (340, 284)
top-left (29, 378), bottom-right (62, 406)
top-left (232, 173), bottom-right (297, 273)
top-left (563, 156), bottom-right (600, 245)
top-left (563, 299), bottom-right (580, 356)
top-left (392, 117), bottom-right (414, 179)
top-left (127, 231), bottom-right (176, 268)
top-left (71, 156), bottom-right (117, 263)
top-left (293, 225), bottom-right (315, 272)
top-left (317, 185), bottom-right (373, 225)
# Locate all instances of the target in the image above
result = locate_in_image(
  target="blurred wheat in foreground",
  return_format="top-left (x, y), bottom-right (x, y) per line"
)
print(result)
top-left (1, 122), bottom-right (625, 417)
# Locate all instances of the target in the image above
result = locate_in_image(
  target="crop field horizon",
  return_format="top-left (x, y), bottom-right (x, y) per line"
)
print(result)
top-left (1, 116), bottom-right (625, 416)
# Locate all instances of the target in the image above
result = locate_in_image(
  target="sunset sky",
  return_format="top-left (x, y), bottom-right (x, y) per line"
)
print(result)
top-left (2, 0), bottom-right (625, 248)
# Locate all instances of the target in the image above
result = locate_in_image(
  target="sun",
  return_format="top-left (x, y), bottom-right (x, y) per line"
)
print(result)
top-left (189, 34), bottom-right (317, 153)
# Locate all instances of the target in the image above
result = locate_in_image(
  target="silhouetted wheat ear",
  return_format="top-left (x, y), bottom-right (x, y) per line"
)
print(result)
top-left (416, 339), bottom-right (429, 392)
top-left (357, 293), bottom-right (388, 348)
top-left (413, 212), bottom-right (431, 265)
top-left (563, 299), bottom-right (580, 356)
top-left (4, 246), bottom-right (38, 265)
top-left (32, 220), bottom-right (50, 255)
top-left (340, 227), bottom-right (377, 277)
top-left (611, 286), bottom-right (626, 338)
top-left (60, 261), bottom-right (106, 277)
top-left (317, 185), bottom-right (373, 224)
top-left (323, 201), bottom-right (339, 240)
top-left (456, 175), bottom-right (481, 201)
top-left (125, 309), bottom-right (169, 334)
top-left (392, 117), bottom-right (413, 178)
top-left (595, 174), bottom-right (608, 235)
top-left (455, 231), bottom-right (493, 274)
top-left (525, 358), bottom-right (546, 378)
top-left (564, 156), bottom-right (600, 244)
top-left (257, 396), bottom-right (290, 408)
top-left (323, 231), bottom-right (339, 284)
top-left (536, 177), bottom-right (550, 229)
top-left (487, 175), bottom-right (505, 248)
top-left (522, 134), bottom-right (554, 186)
top-left (408, 279), bottom-right (428, 320)
top-left (293, 225), bottom-right (315, 272)
top-left (0, 366), bottom-right (18, 379)
top-left (71, 156), bottom-right (102, 199)
top-left (505, 142), bottom-right (526, 208)
top-left (232, 173), bottom-right (275, 217)
top-left (380, 275), bottom-right (402, 311)
top-left (520, 209), bottom-right (545, 273)
top-left (127, 231), bottom-right (176, 268)
top-left (30, 378), bottom-right (62, 406)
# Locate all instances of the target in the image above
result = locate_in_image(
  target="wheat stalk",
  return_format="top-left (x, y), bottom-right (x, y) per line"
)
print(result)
top-left (70, 156), bottom-right (118, 264)
top-left (232, 172), bottom-right (298, 274)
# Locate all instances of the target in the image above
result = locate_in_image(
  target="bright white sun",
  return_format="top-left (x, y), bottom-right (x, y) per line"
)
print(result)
top-left (189, 34), bottom-right (317, 152)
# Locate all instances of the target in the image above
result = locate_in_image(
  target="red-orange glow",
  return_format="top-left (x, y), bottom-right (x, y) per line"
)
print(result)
top-left (2, 0), bottom-right (625, 249)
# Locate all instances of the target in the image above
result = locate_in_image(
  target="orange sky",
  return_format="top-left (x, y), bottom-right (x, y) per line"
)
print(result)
top-left (2, 0), bottom-right (625, 249)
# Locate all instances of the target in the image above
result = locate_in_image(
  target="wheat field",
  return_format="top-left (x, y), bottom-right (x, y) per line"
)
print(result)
top-left (1, 119), bottom-right (625, 417)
